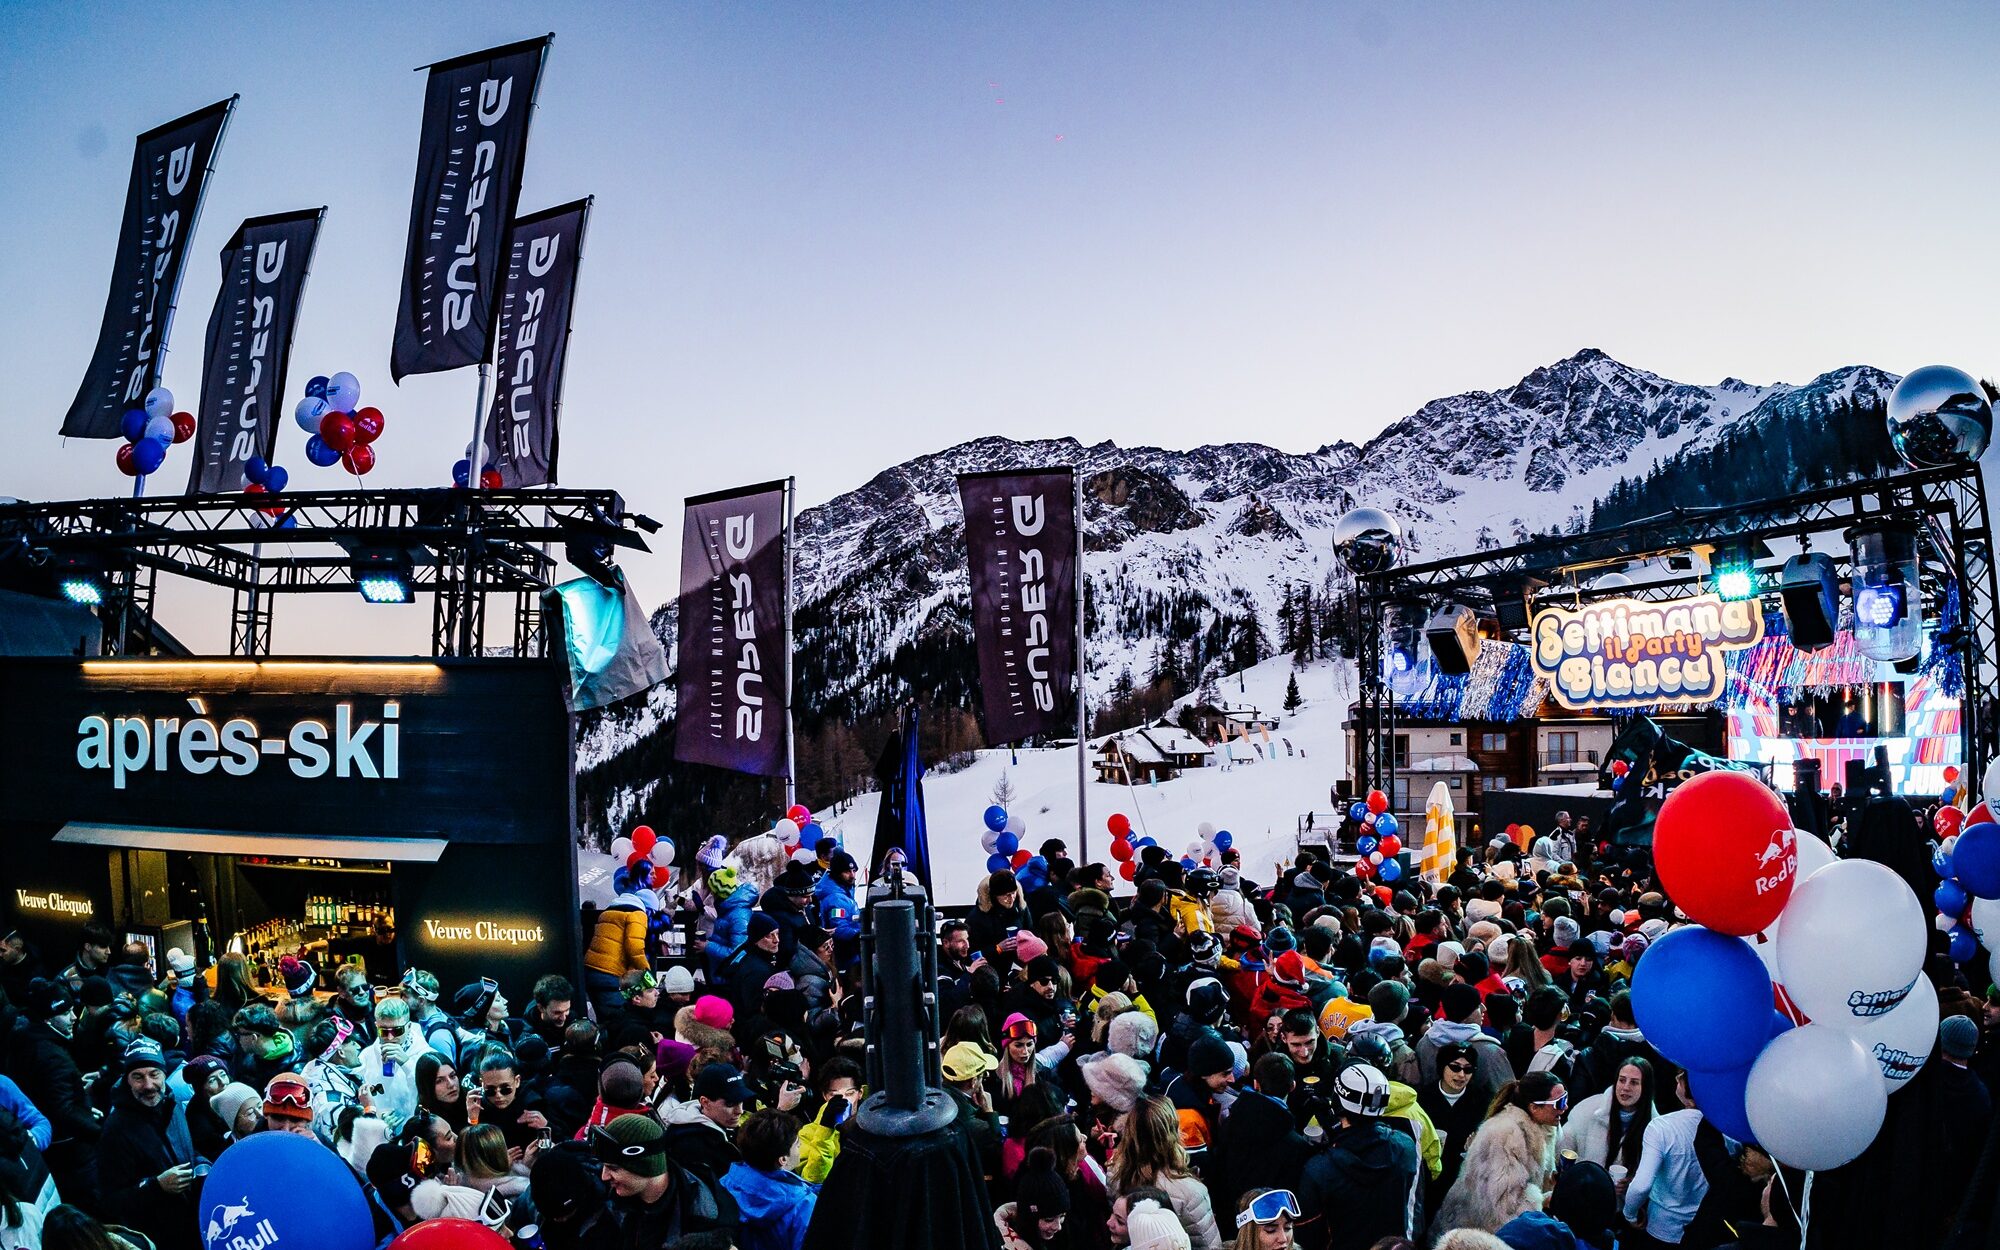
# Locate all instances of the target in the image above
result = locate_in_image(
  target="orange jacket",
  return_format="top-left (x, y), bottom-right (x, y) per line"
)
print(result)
top-left (584, 902), bottom-right (650, 977)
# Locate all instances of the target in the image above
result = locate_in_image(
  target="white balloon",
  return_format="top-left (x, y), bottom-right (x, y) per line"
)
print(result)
top-left (1004, 813), bottom-right (1027, 836)
top-left (144, 387), bottom-right (174, 421)
top-left (790, 847), bottom-right (817, 863)
top-left (1745, 1023), bottom-right (1888, 1171)
top-left (295, 396), bottom-right (330, 433)
top-left (609, 837), bottom-right (634, 860)
top-left (981, 829), bottom-right (1001, 854)
top-left (1944, 834), bottom-right (1961, 855)
top-left (1198, 821), bottom-right (1216, 839)
top-left (654, 837), bottom-right (676, 864)
top-left (1972, 896), bottom-right (2000, 950)
top-left (328, 371), bottom-right (362, 412)
top-left (1742, 929), bottom-right (1783, 982)
top-left (1850, 973), bottom-right (1937, 1094)
top-left (1794, 830), bottom-right (1837, 882)
top-left (775, 818), bottom-right (801, 841)
top-left (1937, 914), bottom-right (1961, 933)
top-left (1984, 756), bottom-right (2000, 810)
top-left (1776, 859), bottom-right (1926, 1028)
top-left (143, 413), bottom-right (175, 443)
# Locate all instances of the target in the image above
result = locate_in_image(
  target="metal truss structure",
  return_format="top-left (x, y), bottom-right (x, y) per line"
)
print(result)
top-left (1352, 463), bottom-right (2000, 793)
top-left (0, 487), bottom-right (649, 658)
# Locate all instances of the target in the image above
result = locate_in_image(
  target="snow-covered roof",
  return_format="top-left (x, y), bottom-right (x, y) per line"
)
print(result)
top-left (1100, 732), bottom-right (1168, 764)
top-left (1407, 755), bottom-right (1478, 773)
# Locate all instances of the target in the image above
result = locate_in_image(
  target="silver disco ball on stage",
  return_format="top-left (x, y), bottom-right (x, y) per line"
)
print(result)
top-left (1887, 364), bottom-right (1992, 468)
top-left (1334, 507), bottom-right (1404, 573)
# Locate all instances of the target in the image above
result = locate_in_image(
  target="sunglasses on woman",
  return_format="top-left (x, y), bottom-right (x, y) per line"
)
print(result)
top-left (1445, 1062), bottom-right (1475, 1074)
top-left (1236, 1190), bottom-right (1302, 1228)
top-left (1533, 1092), bottom-right (1569, 1112)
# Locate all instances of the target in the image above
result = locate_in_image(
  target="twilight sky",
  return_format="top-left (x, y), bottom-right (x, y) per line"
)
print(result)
top-left (2, 2), bottom-right (1996, 652)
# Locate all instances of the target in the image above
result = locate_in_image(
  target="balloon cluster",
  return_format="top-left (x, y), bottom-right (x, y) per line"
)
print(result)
top-left (776, 803), bottom-right (832, 863)
top-left (240, 455), bottom-right (296, 528)
top-left (452, 448), bottom-right (504, 491)
top-left (1934, 761), bottom-right (2000, 977)
top-left (1103, 812), bottom-right (1156, 882)
top-left (115, 387), bottom-right (195, 477)
top-left (1633, 770), bottom-right (1930, 1172)
top-left (608, 824), bottom-right (676, 893)
top-left (1607, 756), bottom-right (1632, 791)
top-left (1345, 789), bottom-right (1403, 883)
top-left (296, 372), bottom-right (386, 476)
top-left (1177, 821), bottom-right (1234, 871)
top-left (981, 805), bottom-right (1051, 889)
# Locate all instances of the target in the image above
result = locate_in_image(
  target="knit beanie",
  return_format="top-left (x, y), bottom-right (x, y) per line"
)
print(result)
top-left (166, 948), bottom-right (197, 977)
top-left (452, 980), bottom-right (496, 1020)
top-left (1017, 1147), bottom-right (1072, 1222)
top-left (1188, 1033), bottom-right (1234, 1079)
top-left (211, 1082), bottom-right (261, 1131)
top-left (22, 978), bottom-right (71, 1021)
top-left (1126, 1198), bottom-right (1192, 1250)
top-left (1368, 979), bottom-right (1410, 1025)
top-left (1434, 941), bottom-right (1464, 971)
top-left (591, 1113), bottom-right (670, 1178)
top-left (708, 867), bottom-right (740, 897)
top-left (119, 1039), bottom-right (167, 1078)
top-left (1013, 932), bottom-right (1050, 964)
top-left (1266, 925), bottom-right (1298, 955)
top-left (1442, 981), bottom-right (1485, 1023)
top-left (279, 955), bottom-right (318, 998)
top-left (691, 995), bottom-right (735, 1030)
top-left (531, 1141), bottom-right (610, 1222)
top-left (1553, 916), bottom-right (1582, 949)
top-left (1942, 1014), bottom-right (1980, 1061)
top-left (746, 913), bottom-right (781, 944)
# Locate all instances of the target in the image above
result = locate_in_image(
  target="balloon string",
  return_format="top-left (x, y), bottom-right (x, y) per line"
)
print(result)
top-left (1801, 1170), bottom-right (1813, 1250)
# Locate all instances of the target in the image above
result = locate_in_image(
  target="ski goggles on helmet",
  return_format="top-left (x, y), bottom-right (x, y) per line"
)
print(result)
top-left (1001, 1017), bottom-right (1038, 1044)
top-left (1236, 1190), bottom-right (1302, 1228)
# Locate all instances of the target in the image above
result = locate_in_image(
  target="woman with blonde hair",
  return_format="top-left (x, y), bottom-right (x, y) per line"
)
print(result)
top-left (1230, 1189), bottom-right (1299, 1250)
top-left (1499, 934), bottom-right (1550, 992)
top-left (1108, 1095), bottom-right (1220, 1249)
top-left (456, 1122), bottom-right (530, 1201)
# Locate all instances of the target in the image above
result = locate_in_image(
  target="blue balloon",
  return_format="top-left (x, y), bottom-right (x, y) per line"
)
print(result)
top-left (305, 374), bottom-right (330, 399)
top-left (1937, 879), bottom-right (1970, 917)
top-left (1936, 848), bottom-right (1957, 879)
top-left (1769, 1010), bottom-right (1795, 1039)
top-left (198, 1126), bottom-right (373, 1250)
top-left (1687, 1063), bottom-right (1759, 1146)
top-left (1026, 855), bottom-right (1047, 873)
top-left (1348, 802), bottom-right (1369, 823)
top-left (263, 465), bottom-right (288, 493)
top-left (278, 514), bottom-right (297, 529)
top-left (244, 455), bottom-right (269, 486)
top-left (984, 805), bottom-right (1009, 833)
top-left (1946, 787), bottom-right (1961, 806)
top-left (1378, 859), bottom-right (1402, 882)
top-left (1611, 775), bottom-right (1625, 791)
top-left (453, 458), bottom-right (472, 487)
top-left (1375, 812), bottom-right (1399, 838)
top-left (1180, 856), bottom-right (1197, 870)
top-left (1214, 830), bottom-right (1233, 852)
top-left (1955, 822), bottom-right (2000, 898)
top-left (305, 435), bottom-right (340, 467)
top-left (1631, 925), bottom-right (1773, 1073)
top-left (995, 832), bottom-right (1019, 856)
top-left (1355, 835), bottom-right (1379, 857)
top-left (798, 822), bottom-right (822, 851)
top-left (1951, 925), bottom-right (1979, 963)
top-left (131, 438), bottom-right (166, 474)
top-left (120, 408), bottom-right (149, 442)
top-left (1135, 837), bottom-right (1155, 849)
top-left (987, 853), bottom-right (1010, 872)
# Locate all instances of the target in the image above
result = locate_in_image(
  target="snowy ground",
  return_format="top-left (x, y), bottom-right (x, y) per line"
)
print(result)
top-left (818, 654), bottom-right (1354, 907)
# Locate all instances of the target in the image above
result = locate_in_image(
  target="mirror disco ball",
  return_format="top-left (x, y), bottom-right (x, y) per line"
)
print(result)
top-left (1887, 364), bottom-right (1992, 468)
top-left (1333, 507), bottom-right (1404, 573)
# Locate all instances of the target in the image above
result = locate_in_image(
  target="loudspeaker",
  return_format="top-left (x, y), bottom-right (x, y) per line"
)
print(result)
top-left (1426, 605), bottom-right (1481, 675)
top-left (1779, 553), bottom-right (1839, 651)
top-left (1490, 577), bottom-right (1547, 633)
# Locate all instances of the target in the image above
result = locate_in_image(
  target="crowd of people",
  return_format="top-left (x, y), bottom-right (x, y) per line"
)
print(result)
top-left (0, 808), bottom-right (1991, 1250)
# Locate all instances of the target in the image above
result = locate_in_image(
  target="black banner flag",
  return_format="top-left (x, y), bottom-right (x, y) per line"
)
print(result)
top-left (61, 98), bottom-right (236, 439)
top-left (186, 210), bottom-right (322, 494)
top-left (479, 198), bottom-right (589, 487)
top-left (390, 35), bottom-right (551, 381)
top-left (673, 482), bottom-right (790, 777)
top-left (959, 469), bottom-right (1080, 745)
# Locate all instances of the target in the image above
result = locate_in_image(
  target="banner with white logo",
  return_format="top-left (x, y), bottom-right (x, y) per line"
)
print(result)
top-left (673, 482), bottom-right (790, 777)
top-left (958, 469), bottom-right (1079, 745)
top-left (479, 198), bottom-right (589, 486)
top-left (186, 210), bottom-right (322, 494)
top-left (390, 35), bottom-right (551, 381)
top-left (61, 98), bottom-right (236, 438)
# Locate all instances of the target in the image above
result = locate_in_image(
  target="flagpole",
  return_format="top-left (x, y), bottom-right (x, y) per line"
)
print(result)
top-left (459, 361), bottom-right (492, 655)
top-left (784, 475), bottom-right (798, 811)
top-left (1075, 469), bottom-right (1088, 866)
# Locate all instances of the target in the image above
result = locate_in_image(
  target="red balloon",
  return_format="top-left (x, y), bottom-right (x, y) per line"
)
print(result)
top-left (626, 850), bottom-right (650, 872)
top-left (1937, 807), bottom-right (1967, 838)
top-left (480, 468), bottom-right (503, 490)
top-left (631, 826), bottom-right (658, 856)
top-left (170, 411), bottom-right (196, 444)
top-left (319, 411), bottom-right (357, 452)
top-left (1374, 886), bottom-right (1393, 906)
top-left (352, 407), bottom-right (385, 444)
top-left (245, 482), bottom-right (268, 496)
top-left (1353, 858), bottom-right (1374, 880)
top-left (1610, 759), bottom-right (1630, 777)
top-left (389, 1218), bottom-right (512, 1250)
top-left (1377, 834), bottom-right (1402, 858)
top-left (650, 864), bottom-right (672, 889)
top-left (341, 444), bottom-right (376, 476)
top-left (1011, 850), bottom-right (1032, 869)
top-left (1108, 813), bottom-right (1132, 838)
top-left (1947, 766), bottom-right (1963, 784)
top-left (1366, 790), bottom-right (1389, 814)
top-left (1654, 771), bottom-right (1796, 935)
top-left (787, 805), bottom-right (810, 824)
top-left (1119, 860), bottom-right (1137, 881)
top-left (1110, 838), bottom-right (1134, 863)
top-left (1973, 803), bottom-right (1996, 827)
top-left (115, 443), bottom-right (140, 476)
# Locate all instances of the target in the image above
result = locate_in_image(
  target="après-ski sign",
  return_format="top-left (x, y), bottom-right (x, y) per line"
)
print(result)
top-left (1530, 592), bottom-right (1764, 711)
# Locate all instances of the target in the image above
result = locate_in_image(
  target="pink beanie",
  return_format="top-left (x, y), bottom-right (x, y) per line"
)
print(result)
top-left (1013, 931), bottom-right (1050, 964)
top-left (691, 994), bottom-right (734, 1030)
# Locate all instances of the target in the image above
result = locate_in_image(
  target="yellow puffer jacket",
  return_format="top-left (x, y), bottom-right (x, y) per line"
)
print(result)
top-left (796, 1091), bottom-right (860, 1183)
top-left (584, 900), bottom-right (651, 977)
top-left (1167, 891), bottom-right (1214, 937)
